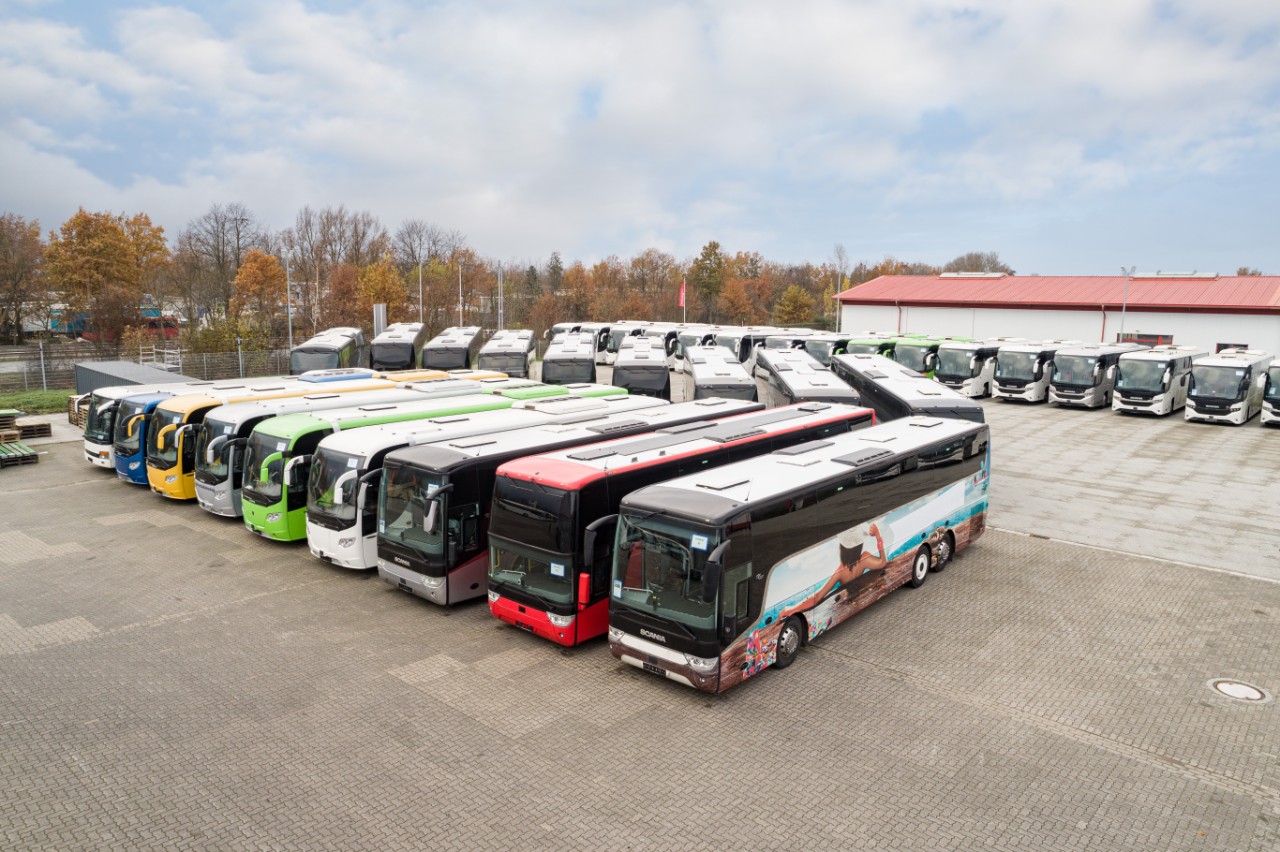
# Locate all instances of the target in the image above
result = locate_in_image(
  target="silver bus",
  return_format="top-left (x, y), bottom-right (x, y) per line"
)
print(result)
top-left (681, 344), bottom-right (756, 401)
top-left (476, 329), bottom-right (537, 378)
top-left (1186, 348), bottom-right (1273, 425)
top-left (541, 332), bottom-right (599, 384)
top-left (753, 347), bottom-right (860, 408)
top-left (991, 339), bottom-right (1080, 403)
top-left (1112, 344), bottom-right (1206, 416)
top-left (831, 353), bottom-right (984, 423)
top-left (421, 326), bottom-right (485, 370)
top-left (1048, 342), bottom-right (1147, 408)
top-left (290, 327), bottom-right (369, 374)
top-left (369, 323), bottom-right (429, 371)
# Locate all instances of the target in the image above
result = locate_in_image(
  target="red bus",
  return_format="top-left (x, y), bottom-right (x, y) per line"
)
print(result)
top-left (487, 402), bottom-right (876, 646)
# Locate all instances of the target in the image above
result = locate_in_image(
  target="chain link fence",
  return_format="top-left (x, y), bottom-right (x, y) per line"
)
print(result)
top-left (0, 345), bottom-right (292, 393)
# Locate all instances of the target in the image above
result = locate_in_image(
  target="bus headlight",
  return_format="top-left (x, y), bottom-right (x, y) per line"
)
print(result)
top-left (266, 513), bottom-right (281, 523)
top-left (338, 537), bottom-right (354, 548)
top-left (421, 575), bottom-right (445, 589)
top-left (608, 627), bottom-right (625, 643)
top-left (547, 613), bottom-right (575, 628)
top-left (128, 461), bottom-right (140, 470)
top-left (487, 589), bottom-right (500, 603)
top-left (1230, 405), bottom-right (1241, 412)
top-left (164, 475), bottom-right (177, 484)
top-left (684, 654), bottom-right (718, 673)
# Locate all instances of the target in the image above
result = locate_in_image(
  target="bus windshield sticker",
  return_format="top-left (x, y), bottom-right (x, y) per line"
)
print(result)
top-left (691, 534), bottom-right (709, 551)
top-left (276, 441), bottom-right (286, 451)
top-left (346, 458), bottom-right (358, 468)
top-left (550, 562), bottom-right (565, 578)
top-left (613, 580), bottom-right (623, 598)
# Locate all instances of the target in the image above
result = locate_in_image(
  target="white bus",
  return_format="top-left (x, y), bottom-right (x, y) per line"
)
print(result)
top-left (290, 328), bottom-right (369, 374)
top-left (681, 344), bottom-right (756, 401)
top-left (752, 347), bottom-right (861, 407)
top-left (541, 332), bottom-right (599, 385)
top-left (1112, 345), bottom-right (1206, 416)
top-left (991, 340), bottom-right (1080, 403)
top-left (1261, 363), bottom-right (1280, 426)
top-left (934, 339), bottom-right (1025, 398)
top-left (421, 326), bottom-right (485, 370)
top-left (830, 353), bottom-right (985, 423)
top-left (369, 323), bottom-right (429, 371)
top-left (1185, 348), bottom-right (1273, 425)
top-left (306, 394), bottom-right (665, 570)
top-left (476, 329), bottom-right (537, 378)
top-left (611, 336), bottom-right (671, 399)
top-left (1048, 342), bottom-right (1147, 408)
top-left (607, 415), bottom-right (990, 693)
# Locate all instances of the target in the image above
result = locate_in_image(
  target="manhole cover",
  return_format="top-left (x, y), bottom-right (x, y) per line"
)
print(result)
top-left (1207, 678), bottom-right (1271, 703)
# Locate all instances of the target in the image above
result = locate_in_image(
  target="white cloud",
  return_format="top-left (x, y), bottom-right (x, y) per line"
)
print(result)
top-left (1, 0), bottom-right (1278, 268)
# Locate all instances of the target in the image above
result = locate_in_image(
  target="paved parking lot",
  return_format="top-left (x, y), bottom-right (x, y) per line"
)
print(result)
top-left (0, 391), bottom-right (1277, 850)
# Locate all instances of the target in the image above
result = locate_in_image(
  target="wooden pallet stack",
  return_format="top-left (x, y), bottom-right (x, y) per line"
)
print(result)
top-left (0, 409), bottom-right (41, 468)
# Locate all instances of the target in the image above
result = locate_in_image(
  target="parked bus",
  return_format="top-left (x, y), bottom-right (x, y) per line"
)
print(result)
top-left (545, 322), bottom-right (581, 340)
top-left (753, 348), bottom-right (861, 407)
top-left (1049, 342), bottom-right (1147, 409)
top-left (240, 385), bottom-right (623, 542)
top-left (376, 398), bottom-right (764, 606)
top-left (1112, 345), bottom-right (1206, 416)
top-left (290, 327), bottom-right (369, 374)
top-left (1263, 364), bottom-right (1280, 426)
top-left (839, 334), bottom-right (896, 357)
top-left (82, 378), bottom-right (231, 468)
top-left (488, 402), bottom-right (873, 646)
top-left (476, 329), bottom-right (536, 377)
top-left (111, 392), bottom-right (175, 484)
top-left (991, 340), bottom-right (1079, 403)
top-left (681, 344), bottom-right (756, 401)
top-left (421, 326), bottom-right (484, 370)
top-left (541, 332), bottom-right (598, 384)
top-left (670, 326), bottom-right (718, 373)
top-left (604, 321), bottom-right (648, 365)
top-left (891, 337), bottom-right (972, 378)
top-left (145, 373), bottom-right (403, 500)
top-left (307, 392), bottom-right (652, 570)
top-left (831, 353), bottom-right (984, 423)
top-left (369, 323), bottom-right (429, 371)
top-left (1185, 348), bottom-right (1274, 425)
top-left (612, 336), bottom-right (671, 398)
top-left (607, 415), bottom-right (989, 693)
top-left (714, 327), bottom-right (777, 364)
top-left (934, 339), bottom-right (1024, 398)
top-left (193, 379), bottom-right (499, 518)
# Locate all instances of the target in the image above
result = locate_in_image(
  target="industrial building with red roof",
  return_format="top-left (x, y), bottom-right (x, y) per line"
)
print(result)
top-left (835, 273), bottom-right (1280, 352)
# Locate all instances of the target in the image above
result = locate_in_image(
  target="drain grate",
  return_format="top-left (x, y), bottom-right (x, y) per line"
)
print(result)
top-left (1206, 678), bottom-right (1271, 703)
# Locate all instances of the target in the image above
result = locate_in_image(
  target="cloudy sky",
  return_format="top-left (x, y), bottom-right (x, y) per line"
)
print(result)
top-left (3, 0), bottom-right (1279, 274)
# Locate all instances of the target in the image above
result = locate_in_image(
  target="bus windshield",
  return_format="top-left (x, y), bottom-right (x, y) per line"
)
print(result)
top-left (291, 348), bottom-right (339, 373)
top-left (371, 342), bottom-right (414, 370)
top-left (194, 418), bottom-right (236, 482)
top-left (489, 539), bottom-right (575, 606)
top-left (242, 431), bottom-right (289, 504)
top-left (307, 449), bottom-right (366, 526)
top-left (541, 361), bottom-right (594, 384)
top-left (1052, 355), bottom-right (1098, 387)
top-left (1115, 360), bottom-right (1169, 393)
top-left (145, 408), bottom-right (185, 467)
top-left (803, 340), bottom-right (836, 365)
top-left (894, 344), bottom-right (932, 373)
top-left (113, 398), bottom-right (150, 456)
top-left (477, 353), bottom-right (527, 374)
top-left (1268, 366), bottom-right (1280, 403)
top-left (1190, 365), bottom-right (1249, 401)
top-left (84, 393), bottom-right (116, 443)
top-left (844, 343), bottom-right (881, 355)
top-left (995, 352), bottom-right (1039, 381)
top-left (607, 329), bottom-right (631, 353)
top-left (379, 466), bottom-right (447, 559)
top-left (935, 349), bottom-right (977, 379)
top-left (612, 513), bottom-right (720, 630)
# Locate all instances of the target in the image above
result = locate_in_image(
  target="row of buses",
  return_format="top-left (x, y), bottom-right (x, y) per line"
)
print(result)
top-left (288, 325), bottom-right (537, 377)
top-left (77, 321), bottom-right (992, 693)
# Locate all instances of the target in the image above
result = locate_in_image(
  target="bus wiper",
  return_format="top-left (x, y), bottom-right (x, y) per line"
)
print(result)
top-left (496, 498), bottom-right (555, 520)
top-left (492, 568), bottom-right (527, 587)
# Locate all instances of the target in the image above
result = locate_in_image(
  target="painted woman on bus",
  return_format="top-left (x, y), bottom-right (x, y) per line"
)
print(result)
top-left (781, 522), bottom-right (889, 619)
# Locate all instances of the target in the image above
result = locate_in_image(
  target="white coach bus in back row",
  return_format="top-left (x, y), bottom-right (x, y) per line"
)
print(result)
top-left (1112, 345), bottom-right (1206, 416)
top-left (1185, 348), bottom-right (1273, 425)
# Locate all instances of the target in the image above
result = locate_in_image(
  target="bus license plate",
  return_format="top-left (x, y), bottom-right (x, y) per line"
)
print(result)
top-left (642, 662), bottom-right (664, 676)
top-left (398, 581), bottom-right (413, 594)
top-left (517, 622), bottom-right (533, 633)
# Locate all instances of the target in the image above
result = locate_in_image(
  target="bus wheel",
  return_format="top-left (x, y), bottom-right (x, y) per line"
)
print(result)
top-left (908, 546), bottom-right (931, 588)
top-left (774, 617), bottom-right (803, 669)
top-left (934, 532), bottom-right (955, 572)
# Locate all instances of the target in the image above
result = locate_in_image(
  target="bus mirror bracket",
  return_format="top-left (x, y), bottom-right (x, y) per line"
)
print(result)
top-left (156, 422), bottom-right (177, 450)
top-left (582, 514), bottom-right (618, 567)
top-left (125, 413), bottom-right (146, 437)
top-left (424, 483), bottom-right (455, 533)
top-left (357, 468), bottom-right (383, 508)
top-left (702, 541), bottom-right (730, 603)
top-left (332, 469), bottom-right (359, 504)
top-left (282, 454), bottom-right (310, 486)
top-left (205, 435), bottom-right (228, 465)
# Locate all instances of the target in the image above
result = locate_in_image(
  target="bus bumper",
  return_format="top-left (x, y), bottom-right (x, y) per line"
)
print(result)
top-left (307, 521), bottom-right (372, 570)
top-left (195, 483), bottom-right (240, 517)
top-left (488, 594), bottom-right (577, 646)
top-left (609, 629), bottom-right (719, 693)
top-left (378, 559), bottom-right (447, 605)
top-left (85, 441), bottom-right (113, 467)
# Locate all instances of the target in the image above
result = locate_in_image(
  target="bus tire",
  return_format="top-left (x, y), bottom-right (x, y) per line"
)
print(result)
top-left (774, 617), bottom-right (803, 670)
top-left (934, 531), bottom-right (955, 572)
top-left (908, 546), bottom-right (931, 588)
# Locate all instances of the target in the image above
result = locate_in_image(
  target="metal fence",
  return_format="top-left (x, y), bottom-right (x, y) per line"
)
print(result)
top-left (0, 346), bottom-right (292, 393)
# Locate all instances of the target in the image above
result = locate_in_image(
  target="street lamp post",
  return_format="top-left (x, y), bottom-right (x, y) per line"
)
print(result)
top-left (285, 255), bottom-right (294, 352)
top-left (418, 262), bottom-right (423, 325)
top-left (1119, 266), bottom-right (1135, 342)
top-left (457, 261), bottom-right (464, 327)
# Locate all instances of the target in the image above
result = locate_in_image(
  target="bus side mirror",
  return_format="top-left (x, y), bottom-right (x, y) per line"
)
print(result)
top-left (578, 572), bottom-right (591, 610)
top-left (701, 541), bottom-right (730, 603)
top-left (156, 422), bottom-right (177, 450)
top-left (424, 483), bottom-right (455, 533)
top-left (357, 468), bottom-right (383, 507)
top-left (332, 470), bottom-right (358, 503)
top-left (125, 413), bottom-right (146, 437)
top-left (1106, 365), bottom-right (1116, 380)
top-left (260, 451), bottom-right (284, 482)
top-left (206, 435), bottom-right (228, 465)
top-left (583, 514), bottom-right (618, 566)
top-left (282, 453), bottom-right (311, 486)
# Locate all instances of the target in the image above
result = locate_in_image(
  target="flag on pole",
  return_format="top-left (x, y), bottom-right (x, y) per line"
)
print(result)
top-left (678, 277), bottom-right (686, 308)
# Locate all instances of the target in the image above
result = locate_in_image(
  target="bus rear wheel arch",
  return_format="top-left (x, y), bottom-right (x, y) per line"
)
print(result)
top-left (908, 545), bottom-right (931, 588)
top-left (774, 616), bottom-right (804, 669)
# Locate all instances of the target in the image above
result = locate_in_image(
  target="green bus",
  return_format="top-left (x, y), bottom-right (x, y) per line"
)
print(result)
top-left (240, 384), bottom-right (625, 542)
top-left (890, 337), bottom-right (974, 378)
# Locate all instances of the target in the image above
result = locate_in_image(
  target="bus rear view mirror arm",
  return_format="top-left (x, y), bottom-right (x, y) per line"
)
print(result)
top-left (205, 435), bottom-right (228, 465)
top-left (424, 483), bottom-right (455, 534)
top-left (283, 454), bottom-right (311, 487)
top-left (156, 422), bottom-right (177, 450)
top-left (582, 514), bottom-right (619, 568)
top-left (702, 541), bottom-right (731, 603)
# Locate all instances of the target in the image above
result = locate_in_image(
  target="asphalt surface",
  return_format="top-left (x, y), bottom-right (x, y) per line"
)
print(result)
top-left (0, 385), bottom-right (1276, 850)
